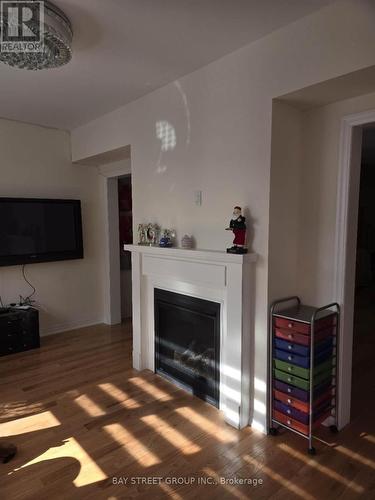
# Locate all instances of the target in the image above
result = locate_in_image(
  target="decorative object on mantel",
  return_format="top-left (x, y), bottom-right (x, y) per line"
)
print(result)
top-left (137, 223), bottom-right (160, 246)
top-left (159, 229), bottom-right (176, 248)
top-left (181, 234), bottom-right (194, 249)
top-left (226, 206), bottom-right (248, 254)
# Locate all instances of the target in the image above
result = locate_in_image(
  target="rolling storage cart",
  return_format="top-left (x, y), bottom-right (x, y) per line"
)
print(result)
top-left (269, 296), bottom-right (340, 454)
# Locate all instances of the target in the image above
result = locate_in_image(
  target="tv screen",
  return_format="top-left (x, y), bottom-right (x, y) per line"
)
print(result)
top-left (0, 198), bottom-right (83, 266)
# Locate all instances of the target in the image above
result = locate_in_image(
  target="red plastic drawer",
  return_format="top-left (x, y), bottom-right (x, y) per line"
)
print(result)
top-left (274, 314), bottom-right (336, 336)
top-left (275, 326), bottom-right (335, 347)
top-left (273, 409), bottom-right (308, 435)
top-left (275, 328), bottom-right (309, 346)
top-left (274, 317), bottom-right (310, 334)
top-left (273, 390), bottom-right (309, 413)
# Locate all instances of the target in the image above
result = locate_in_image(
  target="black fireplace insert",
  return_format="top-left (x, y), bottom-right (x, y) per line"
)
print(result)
top-left (154, 288), bottom-right (220, 407)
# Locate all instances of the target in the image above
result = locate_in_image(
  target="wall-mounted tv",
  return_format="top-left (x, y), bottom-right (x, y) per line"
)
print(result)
top-left (0, 198), bottom-right (83, 267)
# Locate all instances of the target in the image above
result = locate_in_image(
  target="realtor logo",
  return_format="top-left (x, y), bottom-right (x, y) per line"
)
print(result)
top-left (0, 1), bottom-right (44, 53)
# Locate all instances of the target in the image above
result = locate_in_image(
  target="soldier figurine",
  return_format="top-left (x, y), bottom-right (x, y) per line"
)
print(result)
top-left (226, 206), bottom-right (248, 254)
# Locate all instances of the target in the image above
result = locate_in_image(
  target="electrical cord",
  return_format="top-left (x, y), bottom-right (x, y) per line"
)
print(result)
top-left (21, 264), bottom-right (36, 305)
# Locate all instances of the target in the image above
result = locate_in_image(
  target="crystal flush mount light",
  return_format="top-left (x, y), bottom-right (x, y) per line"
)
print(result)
top-left (0, 0), bottom-right (73, 70)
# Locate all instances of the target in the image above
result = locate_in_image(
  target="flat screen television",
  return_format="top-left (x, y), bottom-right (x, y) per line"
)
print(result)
top-left (0, 198), bottom-right (83, 267)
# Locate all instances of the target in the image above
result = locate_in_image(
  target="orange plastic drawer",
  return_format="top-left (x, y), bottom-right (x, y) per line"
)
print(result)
top-left (272, 409), bottom-right (308, 435)
top-left (273, 390), bottom-right (309, 413)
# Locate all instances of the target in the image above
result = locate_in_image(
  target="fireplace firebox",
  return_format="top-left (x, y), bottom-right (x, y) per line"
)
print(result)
top-left (154, 289), bottom-right (220, 407)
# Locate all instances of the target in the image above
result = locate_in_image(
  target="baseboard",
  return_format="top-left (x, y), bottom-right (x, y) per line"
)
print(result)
top-left (40, 317), bottom-right (105, 337)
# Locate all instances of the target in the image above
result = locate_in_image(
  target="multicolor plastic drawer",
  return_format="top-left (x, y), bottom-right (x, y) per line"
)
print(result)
top-left (273, 409), bottom-right (308, 435)
top-left (274, 337), bottom-right (333, 357)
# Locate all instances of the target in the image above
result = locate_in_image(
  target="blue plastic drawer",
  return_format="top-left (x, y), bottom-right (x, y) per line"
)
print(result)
top-left (275, 349), bottom-right (310, 368)
top-left (274, 346), bottom-right (333, 368)
top-left (275, 337), bottom-right (333, 357)
top-left (274, 400), bottom-right (309, 424)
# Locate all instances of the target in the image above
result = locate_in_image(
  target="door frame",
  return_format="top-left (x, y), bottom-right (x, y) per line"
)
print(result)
top-left (334, 109), bottom-right (375, 428)
top-left (101, 159), bottom-right (132, 325)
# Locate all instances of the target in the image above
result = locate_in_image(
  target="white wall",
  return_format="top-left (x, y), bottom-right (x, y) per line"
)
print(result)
top-left (296, 91), bottom-right (375, 305)
top-left (70, 0), bottom-right (375, 431)
top-left (268, 101), bottom-right (302, 301)
top-left (0, 119), bottom-right (104, 335)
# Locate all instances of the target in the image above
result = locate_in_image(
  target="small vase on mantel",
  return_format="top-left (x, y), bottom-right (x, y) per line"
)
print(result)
top-left (181, 235), bottom-right (194, 249)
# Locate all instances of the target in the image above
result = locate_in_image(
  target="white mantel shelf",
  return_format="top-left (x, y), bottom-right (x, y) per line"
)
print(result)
top-left (125, 242), bottom-right (257, 430)
top-left (124, 244), bottom-right (257, 264)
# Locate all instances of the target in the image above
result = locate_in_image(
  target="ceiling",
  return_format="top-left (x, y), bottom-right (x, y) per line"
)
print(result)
top-left (0, 0), bottom-right (336, 130)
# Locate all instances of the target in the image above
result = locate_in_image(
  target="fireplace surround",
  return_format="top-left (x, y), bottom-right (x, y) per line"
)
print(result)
top-left (124, 244), bottom-right (257, 429)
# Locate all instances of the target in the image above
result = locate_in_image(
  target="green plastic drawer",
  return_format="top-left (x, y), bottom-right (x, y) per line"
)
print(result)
top-left (274, 368), bottom-right (333, 392)
top-left (274, 357), bottom-right (334, 380)
top-left (274, 359), bottom-right (309, 380)
top-left (274, 369), bottom-right (310, 391)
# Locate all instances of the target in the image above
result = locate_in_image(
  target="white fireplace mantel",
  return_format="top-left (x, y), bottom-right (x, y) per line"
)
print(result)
top-left (124, 244), bottom-right (257, 429)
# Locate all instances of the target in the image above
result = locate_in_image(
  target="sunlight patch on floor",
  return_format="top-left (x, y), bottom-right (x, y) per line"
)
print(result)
top-left (0, 410), bottom-right (60, 437)
top-left (175, 407), bottom-right (236, 443)
top-left (13, 437), bottom-right (107, 487)
top-left (128, 377), bottom-right (173, 401)
top-left (361, 432), bottom-right (375, 445)
top-left (278, 443), bottom-right (364, 493)
top-left (141, 414), bottom-right (201, 455)
top-left (243, 454), bottom-right (315, 500)
top-left (159, 481), bottom-right (183, 499)
top-left (103, 423), bottom-right (160, 467)
top-left (202, 467), bottom-right (248, 500)
top-left (74, 394), bottom-right (106, 417)
top-left (335, 444), bottom-right (375, 469)
top-left (98, 383), bottom-right (140, 409)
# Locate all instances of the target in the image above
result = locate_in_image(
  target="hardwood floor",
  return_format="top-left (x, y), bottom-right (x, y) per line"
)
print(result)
top-left (1, 322), bottom-right (375, 499)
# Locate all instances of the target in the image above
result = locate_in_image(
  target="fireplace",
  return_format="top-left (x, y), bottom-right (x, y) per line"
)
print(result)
top-left (154, 288), bottom-right (220, 407)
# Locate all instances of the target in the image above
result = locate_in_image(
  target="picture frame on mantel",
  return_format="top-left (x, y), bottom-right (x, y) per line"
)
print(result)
top-left (137, 223), bottom-right (160, 246)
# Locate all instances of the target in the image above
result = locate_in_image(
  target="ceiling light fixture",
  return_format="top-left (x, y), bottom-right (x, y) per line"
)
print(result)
top-left (0, 0), bottom-right (73, 70)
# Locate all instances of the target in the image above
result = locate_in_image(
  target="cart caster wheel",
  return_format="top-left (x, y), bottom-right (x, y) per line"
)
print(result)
top-left (308, 447), bottom-right (316, 456)
top-left (269, 428), bottom-right (278, 436)
top-left (329, 425), bottom-right (338, 434)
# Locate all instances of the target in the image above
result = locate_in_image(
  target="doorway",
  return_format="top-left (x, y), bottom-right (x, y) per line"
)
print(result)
top-left (335, 111), bottom-right (375, 429)
top-left (118, 175), bottom-right (133, 321)
top-left (351, 126), bottom-right (375, 422)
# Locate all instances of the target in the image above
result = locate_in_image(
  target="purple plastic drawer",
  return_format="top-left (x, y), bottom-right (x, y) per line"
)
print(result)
top-left (274, 400), bottom-right (309, 424)
top-left (274, 380), bottom-right (309, 401)
top-left (274, 379), bottom-right (332, 403)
